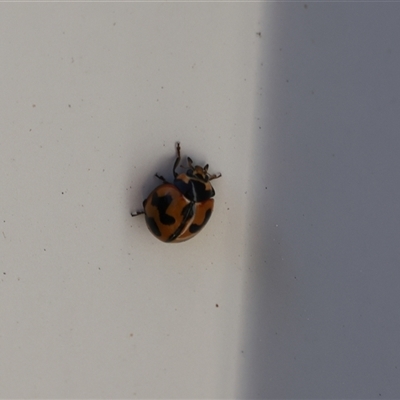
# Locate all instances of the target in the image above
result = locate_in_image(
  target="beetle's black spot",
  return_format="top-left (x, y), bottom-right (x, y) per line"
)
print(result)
top-left (189, 208), bottom-right (212, 234)
top-left (151, 192), bottom-right (175, 225)
top-left (145, 216), bottom-right (162, 237)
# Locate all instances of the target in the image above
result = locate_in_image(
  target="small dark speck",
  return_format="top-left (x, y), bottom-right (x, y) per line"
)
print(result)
top-left (44, 249), bottom-right (46, 251)
top-left (61, 192), bottom-right (64, 195)
top-left (3, 272), bottom-right (6, 275)
top-left (32, 104), bottom-right (36, 108)
top-left (68, 104), bottom-right (71, 108)
top-left (265, 187), bottom-right (267, 189)
top-left (113, 22), bottom-right (116, 26)
top-left (256, 32), bottom-right (261, 37)
top-left (216, 304), bottom-right (219, 308)
top-left (304, 4), bottom-right (308, 9)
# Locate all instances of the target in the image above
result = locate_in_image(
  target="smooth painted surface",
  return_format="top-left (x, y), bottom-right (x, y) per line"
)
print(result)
top-left (1, 3), bottom-right (400, 399)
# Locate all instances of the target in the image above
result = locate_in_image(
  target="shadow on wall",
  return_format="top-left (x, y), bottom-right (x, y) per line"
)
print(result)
top-left (239, 2), bottom-right (400, 399)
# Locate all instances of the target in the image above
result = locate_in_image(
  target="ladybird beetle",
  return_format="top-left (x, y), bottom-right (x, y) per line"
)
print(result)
top-left (131, 142), bottom-right (221, 243)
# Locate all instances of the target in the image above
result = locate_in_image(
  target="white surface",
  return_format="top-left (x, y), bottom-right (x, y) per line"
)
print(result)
top-left (1, 2), bottom-right (400, 399)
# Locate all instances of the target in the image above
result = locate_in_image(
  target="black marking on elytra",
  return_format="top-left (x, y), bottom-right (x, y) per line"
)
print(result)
top-left (145, 216), bottom-right (162, 237)
top-left (167, 201), bottom-right (195, 242)
top-left (151, 192), bottom-right (175, 225)
top-left (189, 208), bottom-right (212, 234)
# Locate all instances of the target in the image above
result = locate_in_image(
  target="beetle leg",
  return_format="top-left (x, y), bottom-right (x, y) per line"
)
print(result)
top-left (155, 173), bottom-right (167, 182)
top-left (173, 142), bottom-right (181, 178)
top-left (131, 210), bottom-right (144, 217)
top-left (209, 172), bottom-right (222, 181)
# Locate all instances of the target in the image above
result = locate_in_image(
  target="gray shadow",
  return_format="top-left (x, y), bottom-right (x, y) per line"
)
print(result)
top-left (239, 3), bottom-right (400, 399)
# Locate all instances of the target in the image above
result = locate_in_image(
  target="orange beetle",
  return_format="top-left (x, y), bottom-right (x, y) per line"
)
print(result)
top-left (131, 142), bottom-right (221, 243)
